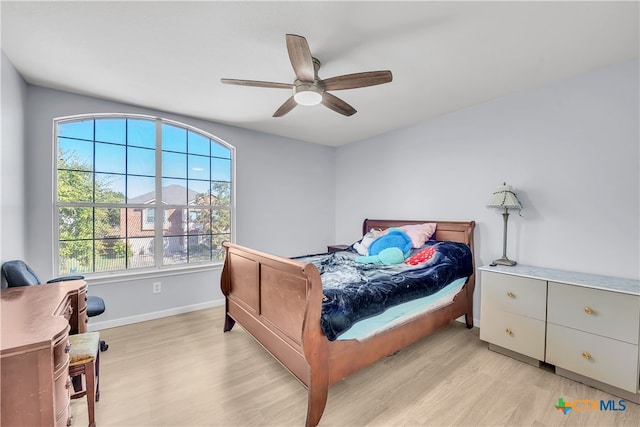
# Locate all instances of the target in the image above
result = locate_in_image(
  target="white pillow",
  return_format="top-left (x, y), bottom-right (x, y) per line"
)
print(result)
top-left (353, 228), bottom-right (387, 255)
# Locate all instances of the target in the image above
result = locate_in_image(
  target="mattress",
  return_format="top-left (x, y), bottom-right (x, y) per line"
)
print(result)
top-left (337, 277), bottom-right (468, 341)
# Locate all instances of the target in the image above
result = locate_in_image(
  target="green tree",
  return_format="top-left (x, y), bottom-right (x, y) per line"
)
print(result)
top-left (190, 181), bottom-right (231, 260)
top-left (58, 148), bottom-right (125, 273)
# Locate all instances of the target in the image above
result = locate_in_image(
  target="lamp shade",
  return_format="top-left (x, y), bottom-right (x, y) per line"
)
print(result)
top-left (487, 183), bottom-right (522, 209)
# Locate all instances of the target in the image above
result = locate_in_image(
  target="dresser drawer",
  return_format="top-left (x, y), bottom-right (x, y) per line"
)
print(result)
top-left (480, 310), bottom-right (546, 360)
top-left (547, 323), bottom-right (639, 393)
top-left (548, 282), bottom-right (640, 344)
top-left (481, 271), bottom-right (547, 320)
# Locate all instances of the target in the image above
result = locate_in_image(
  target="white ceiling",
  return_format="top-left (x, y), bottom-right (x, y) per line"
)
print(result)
top-left (2, 1), bottom-right (638, 147)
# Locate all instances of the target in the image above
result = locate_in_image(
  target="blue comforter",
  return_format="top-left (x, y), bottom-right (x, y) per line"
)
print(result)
top-left (294, 241), bottom-right (473, 341)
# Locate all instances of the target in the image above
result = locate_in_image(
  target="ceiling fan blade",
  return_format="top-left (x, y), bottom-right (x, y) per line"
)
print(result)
top-left (322, 70), bottom-right (393, 91)
top-left (286, 34), bottom-right (315, 82)
top-left (221, 78), bottom-right (293, 89)
top-left (321, 92), bottom-right (357, 117)
top-left (273, 97), bottom-right (298, 117)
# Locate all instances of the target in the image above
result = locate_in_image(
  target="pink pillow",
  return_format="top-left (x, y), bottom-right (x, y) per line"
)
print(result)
top-left (400, 223), bottom-right (436, 248)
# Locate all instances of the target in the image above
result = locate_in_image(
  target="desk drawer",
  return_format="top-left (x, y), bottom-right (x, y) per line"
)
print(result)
top-left (547, 323), bottom-right (639, 393)
top-left (548, 282), bottom-right (639, 344)
top-left (78, 290), bottom-right (88, 313)
top-left (53, 367), bottom-right (70, 421)
top-left (481, 271), bottom-right (546, 320)
top-left (52, 330), bottom-right (70, 374)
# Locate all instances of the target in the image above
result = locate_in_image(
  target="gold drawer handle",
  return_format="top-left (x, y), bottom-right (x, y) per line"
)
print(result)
top-left (582, 352), bottom-right (592, 360)
top-left (506, 291), bottom-right (515, 298)
top-left (505, 328), bottom-right (513, 335)
top-left (584, 307), bottom-right (593, 314)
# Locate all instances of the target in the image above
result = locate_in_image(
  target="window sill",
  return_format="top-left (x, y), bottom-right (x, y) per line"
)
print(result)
top-left (84, 262), bottom-right (223, 286)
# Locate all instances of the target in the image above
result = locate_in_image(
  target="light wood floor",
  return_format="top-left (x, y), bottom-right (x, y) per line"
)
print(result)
top-left (69, 306), bottom-right (639, 426)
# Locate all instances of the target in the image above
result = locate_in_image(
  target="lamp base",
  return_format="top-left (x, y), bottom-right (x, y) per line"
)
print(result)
top-left (492, 257), bottom-right (517, 266)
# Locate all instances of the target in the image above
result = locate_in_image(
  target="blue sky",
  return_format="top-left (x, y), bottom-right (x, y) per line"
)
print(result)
top-left (57, 118), bottom-right (231, 201)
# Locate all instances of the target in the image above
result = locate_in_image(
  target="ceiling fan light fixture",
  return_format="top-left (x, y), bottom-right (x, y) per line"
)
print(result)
top-left (293, 83), bottom-right (323, 106)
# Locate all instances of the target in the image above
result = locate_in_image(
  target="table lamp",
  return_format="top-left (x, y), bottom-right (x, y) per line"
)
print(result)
top-left (487, 182), bottom-right (522, 266)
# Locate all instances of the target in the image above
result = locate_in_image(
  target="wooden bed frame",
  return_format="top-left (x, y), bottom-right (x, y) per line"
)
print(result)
top-left (220, 219), bottom-right (476, 426)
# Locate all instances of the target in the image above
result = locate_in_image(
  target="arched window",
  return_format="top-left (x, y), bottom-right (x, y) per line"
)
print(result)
top-left (54, 114), bottom-right (234, 275)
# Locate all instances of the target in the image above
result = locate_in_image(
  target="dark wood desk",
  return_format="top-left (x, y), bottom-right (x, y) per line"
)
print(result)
top-left (1, 280), bottom-right (88, 427)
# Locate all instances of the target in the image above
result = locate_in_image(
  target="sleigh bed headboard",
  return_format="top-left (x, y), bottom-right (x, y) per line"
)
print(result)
top-left (362, 218), bottom-right (475, 247)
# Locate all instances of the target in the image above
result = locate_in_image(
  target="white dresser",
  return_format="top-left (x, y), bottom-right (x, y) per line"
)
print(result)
top-left (479, 265), bottom-right (640, 403)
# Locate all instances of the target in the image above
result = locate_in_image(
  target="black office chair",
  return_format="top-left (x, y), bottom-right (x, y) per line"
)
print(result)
top-left (1, 260), bottom-right (108, 351)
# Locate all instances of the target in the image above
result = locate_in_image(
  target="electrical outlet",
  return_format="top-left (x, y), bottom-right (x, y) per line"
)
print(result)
top-left (152, 282), bottom-right (161, 294)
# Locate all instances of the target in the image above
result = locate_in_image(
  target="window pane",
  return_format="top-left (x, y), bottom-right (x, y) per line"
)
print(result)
top-left (188, 131), bottom-right (209, 155)
top-left (95, 207), bottom-right (122, 238)
top-left (128, 146), bottom-right (155, 176)
top-left (95, 238), bottom-right (127, 272)
top-left (127, 176), bottom-right (155, 202)
top-left (58, 170), bottom-right (94, 202)
top-left (126, 207), bottom-right (148, 237)
top-left (59, 120), bottom-right (93, 140)
top-left (211, 182), bottom-right (231, 206)
top-left (95, 118), bottom-right (126, 144)
top-left (163, 207), bottom-right (187, 236)
top-left (162, 151), bottom-right (187, 179)
top-left (58, 206), bottom-right (95, 275)
top-left (189, 234), bottom-right (211, 262)
top-left (188, 208), bottom-right (211, 235)
top-left (95, 142), bottom-right (126, 174)
top-left (188, 154), bottom-right (210, 180)
top-left (123, 210), bottom-right (155, 269)
top-left (212, 209), bottom-right (231, 234)
top-left (162, 179), bottom-right (188, 204)
top-left (163, 236), bottom-right (187, 265)
top-left (211, 158), bottom-right (231, 181)
top-left (95, 174), bottom-right (125, 203)
top-left (59, 240), bottom-right (93, 274)
top-left (212, 234), bottom-right (230, 261)
top-left (58, 137), bottom-right (93, 170)
top-left (211, 143), bottom-right (231, 159)
top-left (189, 180), bottom-right (211, 205)
top-left (128, 119), bottom-right (155, 148)
top-left (59, 207), bottom-right (93, 239)
top-left (162, 123), bottom-right (186, 152)
top-left (128, 237), bottom-right (155, 268)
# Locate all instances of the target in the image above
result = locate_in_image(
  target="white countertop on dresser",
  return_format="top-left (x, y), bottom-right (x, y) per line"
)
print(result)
top-left (479, 264), bottom-right (640, 296)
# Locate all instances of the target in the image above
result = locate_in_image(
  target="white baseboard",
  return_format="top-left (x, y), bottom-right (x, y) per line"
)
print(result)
top-left (87, 298), bottom-right (226, 331)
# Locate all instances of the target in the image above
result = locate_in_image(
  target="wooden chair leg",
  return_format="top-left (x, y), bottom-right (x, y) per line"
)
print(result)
top-left (95, 348), bottom-right (100, 402)
top-left (85, 360), bottom-right (96, 427)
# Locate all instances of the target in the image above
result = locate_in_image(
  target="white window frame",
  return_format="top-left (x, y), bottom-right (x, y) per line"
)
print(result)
top-left (53, 113), bottom-right (235, 279)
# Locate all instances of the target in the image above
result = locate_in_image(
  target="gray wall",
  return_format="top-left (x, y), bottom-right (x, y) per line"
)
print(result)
top-left (1, 51), bottom-right (27, 275)
top-left (335, 60), bottom-right (640, 322)
top-left (21, 85), bottom-right (335, 329)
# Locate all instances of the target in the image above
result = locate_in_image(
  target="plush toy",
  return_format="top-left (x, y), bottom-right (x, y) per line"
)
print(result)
top-left (368, 229), bottom-right (412, 257)
top-left (355, 247), bottom-right (405, 264)
top-left (355, 229), bottom-right (413, 264)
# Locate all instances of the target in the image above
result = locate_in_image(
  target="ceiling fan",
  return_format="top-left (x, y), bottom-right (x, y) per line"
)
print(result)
top-left (221, 34), bottom-right (393, 117)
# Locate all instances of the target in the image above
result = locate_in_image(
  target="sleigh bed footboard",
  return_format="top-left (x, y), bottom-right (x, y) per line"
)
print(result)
top-left (220, 241), bottom-right (329, 426)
